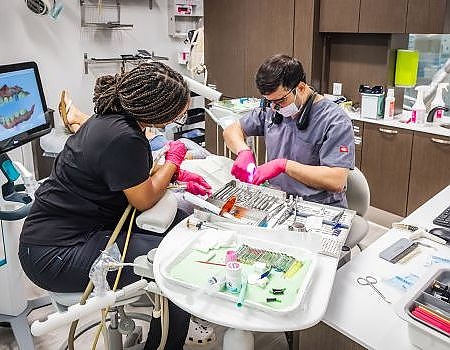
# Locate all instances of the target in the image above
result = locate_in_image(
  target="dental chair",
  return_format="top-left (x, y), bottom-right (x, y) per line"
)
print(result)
top-left (339, 167), bottom-right (370, 267)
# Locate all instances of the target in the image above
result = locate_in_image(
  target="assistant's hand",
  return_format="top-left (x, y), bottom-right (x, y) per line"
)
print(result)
top-left (252, 159), bottom-right (287, 185)
top-left (177, 169), bottom-right (212, 196)
top-left (231, 149), bottom-right (256, 183)
top-left (165, 141), bottom-right (187, 169)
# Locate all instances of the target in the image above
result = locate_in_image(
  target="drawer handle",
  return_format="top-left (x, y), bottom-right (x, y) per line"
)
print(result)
top-left (431, 137), bottom-right (450, 145)
top-left (378, 128), bottom-right (398, 135)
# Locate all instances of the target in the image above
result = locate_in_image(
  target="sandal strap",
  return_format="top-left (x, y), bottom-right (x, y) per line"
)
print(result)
top-left (66, 100), bottom-right (72, 114)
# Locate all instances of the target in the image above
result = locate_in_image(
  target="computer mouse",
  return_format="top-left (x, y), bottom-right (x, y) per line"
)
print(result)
top-left (429, 227), bottom-right (450, 244)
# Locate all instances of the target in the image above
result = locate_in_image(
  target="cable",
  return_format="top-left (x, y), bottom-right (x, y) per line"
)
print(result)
top-left (91, 208), bottom-right (136, 350)
top-left (68, 147), bottom-right (171, 349)
top-left (157, 295), bottom-right (169, 350)
top-left (67, 204), bottom-right (132, 350)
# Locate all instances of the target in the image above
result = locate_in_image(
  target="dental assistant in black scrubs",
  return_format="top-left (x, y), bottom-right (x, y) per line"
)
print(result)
top-left (19, 62), bottom-right (206, 350)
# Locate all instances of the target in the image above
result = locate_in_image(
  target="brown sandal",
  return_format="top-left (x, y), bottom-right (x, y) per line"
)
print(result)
top-left (58, 90), bottom-right (75, 133)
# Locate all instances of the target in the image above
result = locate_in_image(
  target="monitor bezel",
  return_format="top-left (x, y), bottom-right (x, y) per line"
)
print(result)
top-left (0, 61), bottom-right (52, 154)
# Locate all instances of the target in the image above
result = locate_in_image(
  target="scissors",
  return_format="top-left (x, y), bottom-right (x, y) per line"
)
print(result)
top-left (357, 275), bottom-right (391, 304)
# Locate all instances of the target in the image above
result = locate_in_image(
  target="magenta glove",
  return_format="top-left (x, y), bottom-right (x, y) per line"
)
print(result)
top-left (165, 141), bottom-right (187, 169)
top-left (177, 169), bottom-right (212, 196)
top-left (185, 182), bottom-right (212, 196)
top-left (231, 149), bottom-right (256, 183)
top-left (252, 159), bottom-right (287, 185)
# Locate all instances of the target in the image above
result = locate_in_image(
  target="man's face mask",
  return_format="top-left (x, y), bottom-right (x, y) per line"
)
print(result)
top-left (276, 101), bottom-right (299, 118)
top-left (273, 91), bottom-right (300, 118)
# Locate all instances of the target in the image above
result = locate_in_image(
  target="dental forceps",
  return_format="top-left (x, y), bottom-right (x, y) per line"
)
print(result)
top-left (357, 275), bottom-right (391, 304)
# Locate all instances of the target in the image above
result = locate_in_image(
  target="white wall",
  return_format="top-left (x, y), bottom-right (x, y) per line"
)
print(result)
top-left (1, 0), bottom-right (189, 124)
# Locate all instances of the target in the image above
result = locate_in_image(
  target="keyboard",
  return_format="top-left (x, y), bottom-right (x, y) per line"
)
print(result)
top-left (319, 236), bottom-right (345, 258)
top-left (433, 205), bottom-right (450, 228)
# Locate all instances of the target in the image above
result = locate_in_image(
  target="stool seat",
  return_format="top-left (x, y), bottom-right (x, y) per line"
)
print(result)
top-left (49, 290), bottom-right (144, 313)
top-left (49, 292), bottom-right (83, 312)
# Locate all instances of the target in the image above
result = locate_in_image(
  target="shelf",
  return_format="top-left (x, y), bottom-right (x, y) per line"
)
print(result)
top-left (168, 0), bottom-right (203, 38)
top-left (83, 51), bottom-right (169, 74)
top-left (80, 0), bottom-right (133, 29)
top-left (173, 14), bottom-right (203, 17)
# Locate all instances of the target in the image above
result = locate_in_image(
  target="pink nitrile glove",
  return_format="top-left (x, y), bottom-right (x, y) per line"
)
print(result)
top-left (165, 141), bottom-right (187, 169)
top-left (252, 159), bottom-right (287, 186)
top-left (185, 181), bottom-right (212, 196)
top-left (177, 169), bottom-right (212, 196)
top-left (231, 149), bottom-right (256, 183)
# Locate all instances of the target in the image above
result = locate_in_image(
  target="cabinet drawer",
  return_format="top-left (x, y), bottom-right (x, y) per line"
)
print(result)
top-left (407, 132), bottom-right (450, 214)
top-left (361, 123), bottom-right (413, 216)
top-left (352, 120), bottom-right (364, 151)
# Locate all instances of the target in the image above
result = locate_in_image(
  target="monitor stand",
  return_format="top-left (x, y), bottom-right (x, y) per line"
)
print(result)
top-left (0, 154), bottom-right (51, 349)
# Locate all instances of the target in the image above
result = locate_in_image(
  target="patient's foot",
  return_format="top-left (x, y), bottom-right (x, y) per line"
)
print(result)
top-left (58, 90), bottom-right (90, 133)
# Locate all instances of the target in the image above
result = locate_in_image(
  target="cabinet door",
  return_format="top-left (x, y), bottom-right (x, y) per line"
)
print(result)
top-left (204, 0), bottom-right (246, 97)
top-left (352, 120), bottom-right (364, 169)
top-left (359, 0), bottom-right (408, 33)
top-left (361, 123), bottom-right (413, 216)
top-left (319, 0), bottom-right (360, 32)
top-left (244, 0), bottom-right (294, 96)
top-left (406, 0), bottom-right (448, 34)
top-left (407, 132), bottom-right (450, 214)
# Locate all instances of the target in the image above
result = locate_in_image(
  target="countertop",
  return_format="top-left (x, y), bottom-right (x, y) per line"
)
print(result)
top-left (206, 104), bottom-right (450, 138)
top-left (323, 185), bottom-right (450, 349)
top-left (347, 110), bottom-right (450, 138)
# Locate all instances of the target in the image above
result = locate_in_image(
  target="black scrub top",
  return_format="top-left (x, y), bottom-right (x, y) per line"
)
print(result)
top-left (20, 114), bottom-right (152, 246)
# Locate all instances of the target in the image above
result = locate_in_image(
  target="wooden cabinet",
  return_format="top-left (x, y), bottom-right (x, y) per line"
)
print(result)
top-left (361, 123), bottom-right (413, 216)
top-left (204, 0), bottom-right (247, 98)
top-left (352, 120), bottom-right (364, 169)
top-left (320, 0), bottom-right (448, 33)
top-left (406, 0), bottom-right (448, 34)
top-left (319, 0), bottom-right (360, 33)
top-left (359, 0), bottom-right (408, 33)
top-left (243, 0), bottom-right (295, 97)
top-left (407, 132), bottom-right (450, 214)
top-left (204, 0), bottom-right (294, 98)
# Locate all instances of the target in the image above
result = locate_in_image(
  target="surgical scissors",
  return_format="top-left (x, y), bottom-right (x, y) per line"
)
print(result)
top-left (357, 275), bottom-right (391, 304)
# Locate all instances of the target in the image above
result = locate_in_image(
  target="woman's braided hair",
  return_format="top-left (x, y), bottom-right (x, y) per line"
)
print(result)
top-left (93, 62), bottom-right (190, 125)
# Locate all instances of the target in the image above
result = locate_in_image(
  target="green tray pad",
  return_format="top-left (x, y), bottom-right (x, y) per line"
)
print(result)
top-left (168, 246), bottom-right (312, 311)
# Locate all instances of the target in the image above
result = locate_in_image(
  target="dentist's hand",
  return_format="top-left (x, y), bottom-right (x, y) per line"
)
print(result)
top-left (252, 159), bottom-right (287, 185)
top-left (165, 141), bottom-right (187, 169)
top-left (231, 149), bottom-right (256, 183)
top-left (177, 169), bottom-right (212, 196)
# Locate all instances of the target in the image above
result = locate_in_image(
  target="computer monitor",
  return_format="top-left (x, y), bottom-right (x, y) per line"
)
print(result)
top-left (0, 61), bottom-right (52, 154)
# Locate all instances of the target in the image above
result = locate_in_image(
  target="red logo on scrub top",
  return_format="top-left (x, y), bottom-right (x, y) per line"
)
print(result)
top-left (339, 145), bottom-right (349, 153)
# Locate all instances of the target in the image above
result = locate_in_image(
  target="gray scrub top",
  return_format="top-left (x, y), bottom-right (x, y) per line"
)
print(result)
top-left (239, 98), bottom-right (355, 207)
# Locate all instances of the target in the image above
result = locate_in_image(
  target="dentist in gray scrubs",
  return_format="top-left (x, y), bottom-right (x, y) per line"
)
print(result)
top-left (223, 54), bottom-right (355, 208)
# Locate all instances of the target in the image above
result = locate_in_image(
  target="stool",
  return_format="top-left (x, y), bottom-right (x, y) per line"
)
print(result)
top-left (46, 290), bottom-right (151, 350)
top-left (41, 251), bottom-right (159, 350)
top-left (0, 295), bottom-right (51, 350)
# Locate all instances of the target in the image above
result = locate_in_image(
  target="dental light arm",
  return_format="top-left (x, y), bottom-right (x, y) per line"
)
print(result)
top-left (183, 75), bottom-right (222, 102)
